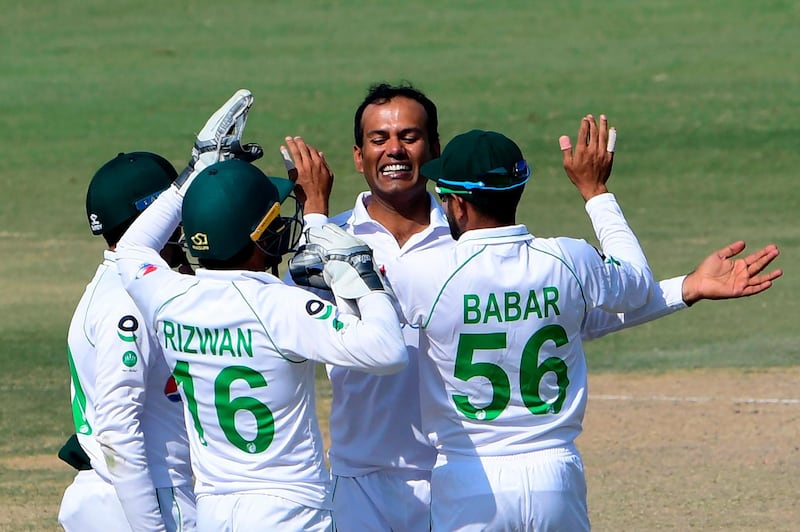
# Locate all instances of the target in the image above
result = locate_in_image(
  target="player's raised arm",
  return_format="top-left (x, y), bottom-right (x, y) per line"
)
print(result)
top-left (559, 113), bottom-right (614, 202)
top-left (282, 135), bottom-right (333, 217)
top-left (559, 114), bottom-right (654, 311)
top-left (288, 223), bottom-right (408, 374)
top-left (118, 89), bottom-right (259, 260)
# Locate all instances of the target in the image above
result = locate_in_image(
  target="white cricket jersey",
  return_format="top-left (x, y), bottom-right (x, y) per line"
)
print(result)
top-left (116, 186), bottom-right (407, 508)
top-left (312, 192), bottom-right (688, 473)
top-left (393, 194), bottom-right (655, 456)
top-left (67, 250), bottom-right (193, 530)
top-left (321, 191), bottom-right (452, 476)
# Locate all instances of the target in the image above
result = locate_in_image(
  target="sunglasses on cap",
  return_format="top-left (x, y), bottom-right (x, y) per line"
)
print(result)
top-left (434, 160), bottom-right (531, 196)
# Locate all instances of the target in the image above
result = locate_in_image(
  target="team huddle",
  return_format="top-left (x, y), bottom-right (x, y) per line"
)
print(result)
top-left (57, 86), bottom-right (782, 531)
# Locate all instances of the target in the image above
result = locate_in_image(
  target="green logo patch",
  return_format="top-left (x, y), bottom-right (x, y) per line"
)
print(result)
top-left (122, 351), bottom-right (138, 367)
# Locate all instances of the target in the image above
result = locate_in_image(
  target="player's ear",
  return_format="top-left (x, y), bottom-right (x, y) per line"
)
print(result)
top-left (353, 144), bottom-right (364, 173)
top-left (450, 195), bottom-right (470, 219)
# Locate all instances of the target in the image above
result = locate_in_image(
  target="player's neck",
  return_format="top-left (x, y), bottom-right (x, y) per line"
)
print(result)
top-left (366, 193), bottom-right (431, 247)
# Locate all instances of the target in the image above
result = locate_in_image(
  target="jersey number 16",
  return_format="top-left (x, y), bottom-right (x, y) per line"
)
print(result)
top-left (172, 361), bottom-right (275, 454)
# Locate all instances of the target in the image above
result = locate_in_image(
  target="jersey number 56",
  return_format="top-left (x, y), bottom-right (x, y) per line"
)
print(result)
top-left (452, 324), bottom-right (569, 421)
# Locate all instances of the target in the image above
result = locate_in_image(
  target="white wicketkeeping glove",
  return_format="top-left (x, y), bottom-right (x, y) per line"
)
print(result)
top-left (173, 89), bottom-right (263, 196)
top-left (302, 224), bottom-right (391, 301)
top-left (288, 242), bottom-right (329, 290)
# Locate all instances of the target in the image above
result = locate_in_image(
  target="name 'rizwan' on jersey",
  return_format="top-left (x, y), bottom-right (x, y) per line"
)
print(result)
top-left (162, 321), bottom-right (254, 358)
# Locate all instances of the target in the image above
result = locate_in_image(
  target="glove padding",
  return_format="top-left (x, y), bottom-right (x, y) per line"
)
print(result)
top-left (288, 242), bottom-right (329, 290)
top-left (294, 224), bottom-right (388, 300)
top-left (174, 89), bottom-right (262, 195)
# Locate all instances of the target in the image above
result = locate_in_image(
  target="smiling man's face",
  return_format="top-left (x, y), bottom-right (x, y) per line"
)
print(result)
top-left (353, 96), bottom-right (438, 206)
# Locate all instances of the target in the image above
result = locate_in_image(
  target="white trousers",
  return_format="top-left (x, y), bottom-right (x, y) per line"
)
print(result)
top-left (196, 492), bottom-right (331, 532)
top-left (431, 446), bottom-right (589, 532)
top-left (331, 469), bottom-right (431, 531)
top-left (58, 469), bottom-right (197, 531)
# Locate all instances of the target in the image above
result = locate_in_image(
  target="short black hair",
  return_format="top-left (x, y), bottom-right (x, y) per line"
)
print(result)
top-left (353, 82), bottom-right (439, 148)
top-left (461, 187), bottom-right (524, 225)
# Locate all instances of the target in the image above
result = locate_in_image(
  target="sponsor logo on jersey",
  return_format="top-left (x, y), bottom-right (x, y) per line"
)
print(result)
top-left (305, 300), bottom-right (343, 330)
top-left (117, 315), bottom-right (139, 342)
top-left (305, 299), bottom-right (332, 319)
top-left (136, 263), bottom-right (159, 278)
top-left (122, 351), bottom-right (138, 367)
top-left (163, 376), bottom-right (182, 403)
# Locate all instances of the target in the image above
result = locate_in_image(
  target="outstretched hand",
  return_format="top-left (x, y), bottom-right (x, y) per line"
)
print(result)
top-left (559, 114), bottom-right (615, 201)
top-left (681, 241), bottom-right (782, 305)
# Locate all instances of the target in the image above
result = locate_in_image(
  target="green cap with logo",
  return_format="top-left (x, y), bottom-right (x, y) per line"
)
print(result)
top-left (182, 159), bottom-right (295, 261)
top-left (421, 129), bottom-right (531, 194)
top-left (85, 152), bottom-right (178, 235)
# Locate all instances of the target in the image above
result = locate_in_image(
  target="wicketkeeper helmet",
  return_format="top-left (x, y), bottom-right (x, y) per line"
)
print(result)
top-left (85, 152), bottom-right (177, 235)
top-left (181, 159), bottom-right (300, 262)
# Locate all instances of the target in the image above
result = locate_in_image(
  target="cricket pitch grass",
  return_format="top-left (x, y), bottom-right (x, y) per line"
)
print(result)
top-left (2, 367), bottom-right (797, 531)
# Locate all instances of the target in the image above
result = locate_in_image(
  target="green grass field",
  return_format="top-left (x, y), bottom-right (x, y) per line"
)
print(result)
top-left (1, 0), bottom-right (797, 529)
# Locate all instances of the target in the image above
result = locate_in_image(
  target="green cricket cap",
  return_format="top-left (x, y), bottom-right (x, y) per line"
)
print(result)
top-left (182, 159), bottom-right (295, 261)
top-left (85, 152), bottom-right (177, 235)
top-left (421, 129), bottom-right (531, 194)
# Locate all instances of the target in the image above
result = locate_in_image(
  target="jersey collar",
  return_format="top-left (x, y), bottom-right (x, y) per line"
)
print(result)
top-left (457, 224), bottom-right (532, 245)
top-left (102, 249), bottom-right (118, 268)
top-left (195, 268), bottom-right (281, 284)
top-left (349, 191), bottom-right (451, 243)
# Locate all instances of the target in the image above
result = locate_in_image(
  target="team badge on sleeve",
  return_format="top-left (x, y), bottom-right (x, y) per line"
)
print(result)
top-left (136, 263), bottom-right (159, 278)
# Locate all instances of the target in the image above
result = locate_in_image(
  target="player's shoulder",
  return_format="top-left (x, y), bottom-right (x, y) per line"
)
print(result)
top-left (532, 235), bottom-right (591, 254)
top-left (87, 265), bottom-right (140, 311)
top-left (250, 281), bottom-right (342, 335)
top-left (327, 209), bottom-right (354, 229)
top-left (78, 271), bottom-right (149, 337)
top-left (254, 276), bottom-right (332, 307)
top-left (529, 236), bottom-right (603, 272)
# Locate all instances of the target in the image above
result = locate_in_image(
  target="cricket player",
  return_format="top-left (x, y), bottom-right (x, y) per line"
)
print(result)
top-left (115, 90), bottom-right (408, 531)
top-left (286, 82), bottom-right (782, 531)
top-left (387, 122), bottom-right (779, 530)
top-left (59, 152), bottom-right (196, 532)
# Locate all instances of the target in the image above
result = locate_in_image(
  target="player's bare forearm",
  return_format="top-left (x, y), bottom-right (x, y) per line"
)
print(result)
top-left (681, 241), bottom-right (782, 305)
